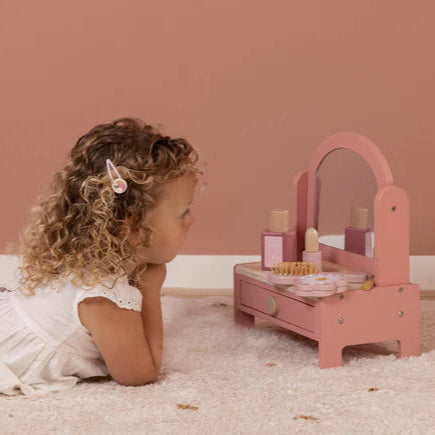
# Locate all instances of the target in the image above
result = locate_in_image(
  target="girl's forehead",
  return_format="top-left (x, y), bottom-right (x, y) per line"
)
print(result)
top-left (160, 173), bottom-right (198, 202)
top-left (174, 172), bottom-right (198, 190)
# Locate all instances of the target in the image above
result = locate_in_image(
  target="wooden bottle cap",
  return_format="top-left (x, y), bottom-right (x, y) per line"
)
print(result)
top-left (350, 208), bottom-right (368, 229)
top-left (269, 209), bottom-right (289, 232)
top-left (305, 227), bottom-right (319, 252)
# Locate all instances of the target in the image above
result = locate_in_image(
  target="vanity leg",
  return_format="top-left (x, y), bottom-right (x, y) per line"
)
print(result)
top-left (318, 341), bottom-right (343, 368)
top-left (398, 336), bottom-right (420, 359)
top-left (234, 308), bottom-right (255, 328)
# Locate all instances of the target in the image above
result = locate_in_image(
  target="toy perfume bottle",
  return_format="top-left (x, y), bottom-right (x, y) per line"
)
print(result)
top-left (261, 209), bottom-right (297, 270)
top-left (344, 207), bottom-right (372, 256)
top-left (302, 227), bottom-right (322, 270)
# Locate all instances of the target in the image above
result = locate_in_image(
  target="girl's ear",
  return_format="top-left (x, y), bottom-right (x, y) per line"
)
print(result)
top-left (126, 215), bottom-right (138, 238)
top-left (126, 224), bottom-right (140, 249)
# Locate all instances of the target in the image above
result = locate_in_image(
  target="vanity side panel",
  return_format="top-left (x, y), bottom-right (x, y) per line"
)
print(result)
top-left (234, 267), bottom-right (255, 327)
top-left (318, 284), bottom-right (420, 347)
top-left (374, 186), bottom-right (410, 286)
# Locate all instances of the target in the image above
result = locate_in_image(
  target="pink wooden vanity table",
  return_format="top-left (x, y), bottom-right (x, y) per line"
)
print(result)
top-left (233, 132), bottom-right (420, 368)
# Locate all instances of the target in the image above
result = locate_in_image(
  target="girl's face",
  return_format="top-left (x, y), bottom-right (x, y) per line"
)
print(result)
top-left (127, 172), bottom-right (198, 265)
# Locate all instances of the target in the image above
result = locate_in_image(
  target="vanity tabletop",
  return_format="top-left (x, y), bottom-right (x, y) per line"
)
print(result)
top-left (235, 262), bottom-right (274, 285)
top-left (235, 261), bottom-right (366, 300)
top-left (234, 262), bottom-right (319, 300)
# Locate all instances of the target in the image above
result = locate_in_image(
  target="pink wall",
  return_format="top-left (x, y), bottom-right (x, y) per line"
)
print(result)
top-left (1, 1), bottom-right (434, 255)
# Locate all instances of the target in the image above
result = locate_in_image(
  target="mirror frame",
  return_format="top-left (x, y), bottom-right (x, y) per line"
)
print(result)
top-left (298, 132), bottom-right (410, 286)
top-left (314, 148), bottom-right (377, 253)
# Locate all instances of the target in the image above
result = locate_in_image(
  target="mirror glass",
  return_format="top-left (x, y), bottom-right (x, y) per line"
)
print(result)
top-left (315, 148), bottom-right (376, 257)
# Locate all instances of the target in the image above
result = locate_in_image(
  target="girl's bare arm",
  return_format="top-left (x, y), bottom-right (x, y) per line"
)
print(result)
top-left (78, 264), bottom-right (166, 386)
top-left (137, 263), bottom-right (166, 375)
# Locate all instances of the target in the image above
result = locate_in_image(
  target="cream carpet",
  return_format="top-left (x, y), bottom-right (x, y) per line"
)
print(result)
top-left (1, 295), bottom-right (435, 434)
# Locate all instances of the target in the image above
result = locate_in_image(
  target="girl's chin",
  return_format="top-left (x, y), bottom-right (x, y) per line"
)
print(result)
top-left (163, 253), bottom-right (178, 264)
top-left (146, 254), bottom-right (177, 265)
top-left (139, 246), bottom-right (181, 265)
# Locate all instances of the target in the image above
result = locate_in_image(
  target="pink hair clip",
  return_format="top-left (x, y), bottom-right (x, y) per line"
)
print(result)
top-left (106, 159), bottom-right (128, 194)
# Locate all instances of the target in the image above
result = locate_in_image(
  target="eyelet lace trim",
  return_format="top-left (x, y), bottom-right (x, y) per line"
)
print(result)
top-left (76, 283), bottom-right (142, 312)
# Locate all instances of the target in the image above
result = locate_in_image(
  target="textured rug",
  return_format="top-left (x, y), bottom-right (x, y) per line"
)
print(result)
top-left (1, 295), bottom-right (435, 434)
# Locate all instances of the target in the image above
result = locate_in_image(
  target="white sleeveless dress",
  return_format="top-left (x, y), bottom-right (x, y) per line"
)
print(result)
top-left (0, 271), bottom-right (143, 396)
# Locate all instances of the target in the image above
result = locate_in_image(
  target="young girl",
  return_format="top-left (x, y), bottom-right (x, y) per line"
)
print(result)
top-left (0, 117), bottom-right (202, 396)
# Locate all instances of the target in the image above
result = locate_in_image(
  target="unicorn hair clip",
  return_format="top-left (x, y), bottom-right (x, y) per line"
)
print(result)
top-left (106, 159), bottom-right (128, 194)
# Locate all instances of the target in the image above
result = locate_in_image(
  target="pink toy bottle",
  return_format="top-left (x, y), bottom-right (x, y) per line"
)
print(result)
top-left (344, 207), bottom-right (372, 256)
top-left (302, 227), bottom-right (322, 269)
top-left (261, 209), bottom-right (297, 270)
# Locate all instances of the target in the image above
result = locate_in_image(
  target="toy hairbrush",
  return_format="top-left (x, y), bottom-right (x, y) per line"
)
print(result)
top-left (267, 261), bottom-right (320, 285)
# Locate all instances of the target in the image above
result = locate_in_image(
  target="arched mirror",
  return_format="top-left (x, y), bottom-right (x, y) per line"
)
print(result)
top-left (314, 148), bottom-right (376, 257)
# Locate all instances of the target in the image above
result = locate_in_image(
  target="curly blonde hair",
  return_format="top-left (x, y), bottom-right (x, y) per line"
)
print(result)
top-left (5, 118), bottom-right (203, 295)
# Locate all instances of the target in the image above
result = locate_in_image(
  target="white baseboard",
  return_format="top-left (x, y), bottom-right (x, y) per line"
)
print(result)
top-left (1, 254), bottom-right (433, 294)
top-left (410, 256), bottom-right (435, 293)
top-left (164, 255), bottom-right (260, 289)
top-left (165, 255), bottom-right (435, 293)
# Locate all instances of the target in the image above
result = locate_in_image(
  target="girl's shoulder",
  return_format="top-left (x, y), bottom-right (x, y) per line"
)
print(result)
top-left (73, 274), bottom-right (143, 313)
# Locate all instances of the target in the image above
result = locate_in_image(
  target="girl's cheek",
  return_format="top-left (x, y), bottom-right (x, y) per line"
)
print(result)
top-left (186, 214), bottom-right (195, 226)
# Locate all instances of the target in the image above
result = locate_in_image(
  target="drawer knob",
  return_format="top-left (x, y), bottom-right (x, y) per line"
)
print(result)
top-left (266, 296), bottom-right (279, 316)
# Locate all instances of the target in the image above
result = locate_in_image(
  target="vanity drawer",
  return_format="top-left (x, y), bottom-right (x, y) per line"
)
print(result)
top-left (239, 280), bottom-right (316, 333)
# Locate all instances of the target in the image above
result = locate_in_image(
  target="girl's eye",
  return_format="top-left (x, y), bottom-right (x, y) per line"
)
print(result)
top-left (181, 208), bottom-right (191, 218)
